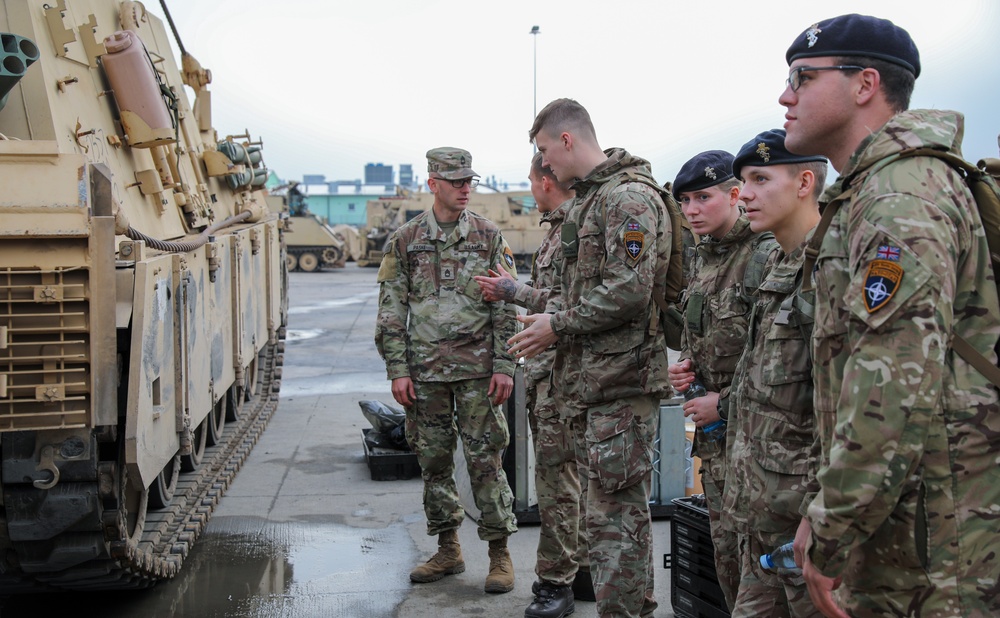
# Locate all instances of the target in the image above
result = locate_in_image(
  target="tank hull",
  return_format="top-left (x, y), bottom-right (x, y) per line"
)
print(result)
top-left (0, 0), bottom-right (286, 591)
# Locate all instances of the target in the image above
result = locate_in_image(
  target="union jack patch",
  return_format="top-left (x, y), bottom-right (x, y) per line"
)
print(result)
top-left (626, 221), bottom-right (641, 231)
top-left (624, 231), bottom-right (644, 261)
top-left (864, 260), bottom-right (904, 313)
top-left (876, 244), bottom-right (900, 261)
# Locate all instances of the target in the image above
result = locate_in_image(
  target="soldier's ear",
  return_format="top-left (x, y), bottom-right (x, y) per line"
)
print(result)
top-left (541, 175), bottom-right (554, 193)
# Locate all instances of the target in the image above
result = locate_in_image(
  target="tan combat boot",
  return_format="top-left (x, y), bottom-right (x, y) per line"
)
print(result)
top-left (410, 529), bottom-right (465, 583)
top-left (484, 537), bottom-right (514, 593)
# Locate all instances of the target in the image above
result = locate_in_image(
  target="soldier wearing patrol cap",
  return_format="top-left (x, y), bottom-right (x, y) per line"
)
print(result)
top-left (779, 14), bottom-right (1000, 617)
top-left (667, 150), bottom-right (779, 612)
top-left (375, 146), bottom-right (520, 594)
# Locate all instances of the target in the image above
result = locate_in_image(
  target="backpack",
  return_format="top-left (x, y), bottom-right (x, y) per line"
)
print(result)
top-left (803, 147), bottom-right (1000, 387)
top-left (595, 169), bottom-right (689, 350)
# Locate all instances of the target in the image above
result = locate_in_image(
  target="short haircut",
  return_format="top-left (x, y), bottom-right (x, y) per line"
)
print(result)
top-left (836, 55), bottom-right (915, 113)
top-left (788, 160), bottom-right (829, 201)
top-left (530, 151), bottom-right (574, 192)
top-left (716, 177), bottom-right (743, 194)
top-left (528, 98), bottom-right (597, 144)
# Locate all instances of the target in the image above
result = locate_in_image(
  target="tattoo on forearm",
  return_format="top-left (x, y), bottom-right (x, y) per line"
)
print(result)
top-left (497, 279), bottom-right (518, 302)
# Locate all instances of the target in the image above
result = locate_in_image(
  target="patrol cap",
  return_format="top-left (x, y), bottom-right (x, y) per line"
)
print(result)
top-left (786, 14), bottom-right (920, 78)
top-left (672, 150), bottom-right (735, 200)
top-left (426, 147), bottom-right (479, 180)
top-left (732, 129), bottom-right (827, 180)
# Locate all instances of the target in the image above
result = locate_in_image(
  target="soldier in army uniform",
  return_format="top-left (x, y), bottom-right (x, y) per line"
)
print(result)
top-left (780, 14), bottom-right (1000, 617)
top-left (375, 147), bottom-right (519, 594)
top-left (667, 150), bottom-right (779, 611)
top-left (674, 130), bottom-right (827, 617)
top-left (509, 98), bottom-right (673, 618)
top-left (475, 151), bottom-right (589, 618)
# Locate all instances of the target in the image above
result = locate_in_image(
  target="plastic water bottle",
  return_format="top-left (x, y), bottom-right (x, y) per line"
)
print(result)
top-left (759, 541), bottom-right (801, 576)
top-left (684, 379), bottom-right (727, 442)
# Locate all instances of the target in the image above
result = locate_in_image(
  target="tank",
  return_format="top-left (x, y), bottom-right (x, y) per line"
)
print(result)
top-left (0, 0), bottom-right (287, 592)
top-left (266, 182), bottom-right (347, 271)
top-left (358, 191), bottom-right (546, 269)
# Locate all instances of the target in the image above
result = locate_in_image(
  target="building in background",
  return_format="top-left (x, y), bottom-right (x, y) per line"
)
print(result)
top-left (399, 164), bottom-right (413, 188)
top-left (364, 163), bottom-right (393, 185)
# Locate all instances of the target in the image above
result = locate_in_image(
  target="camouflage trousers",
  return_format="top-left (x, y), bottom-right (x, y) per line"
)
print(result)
top-left (701, 453), bottom-right (739, 612)
top-left (406, 378), bottom-right (517, 541)
top-left (585, 394), bottom-right (658, 618)
top-left (527, 377), bottom-right (588, 586)
top-left (731, 533), bottom-right (821, 618)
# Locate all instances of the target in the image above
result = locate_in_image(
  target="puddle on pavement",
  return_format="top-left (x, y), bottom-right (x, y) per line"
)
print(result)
top-left (0, 520), bottom-right (416, 618)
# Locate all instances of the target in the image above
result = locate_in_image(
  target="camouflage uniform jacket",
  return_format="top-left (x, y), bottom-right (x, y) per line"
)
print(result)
top-left (547, 148), bottom-right (672, 405)
top-left (722, 240), bottom-right (820, 542)
top-left (375, 208), bottom-right (518, 382)
top-left (516, 200), bottom-right (570, 385)
top-left (680, 215), bottom-right (779, 460)
top-left (807, 109), bottom-right (1000, 604)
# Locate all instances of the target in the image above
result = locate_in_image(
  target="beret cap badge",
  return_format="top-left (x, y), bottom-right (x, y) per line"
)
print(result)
top-left (756, 143), bottom-right (771, 163)
top-left (806, 24), bottom-right (822, 47)
top-left (704, 167), bottom-right (717, 180)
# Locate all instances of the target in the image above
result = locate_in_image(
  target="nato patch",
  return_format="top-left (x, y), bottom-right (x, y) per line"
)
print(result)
top-left (503, 246), bottom-right (515, 268)
top-left (624, 231), bottom-right (644, 261)
top-left (864, 260), bottom-right (904, 313)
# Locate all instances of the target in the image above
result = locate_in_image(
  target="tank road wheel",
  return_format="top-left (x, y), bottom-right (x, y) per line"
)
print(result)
top-left (298, 252), bottom-right (320, 272)
top-left (206, 391), bottom-right (227, 446)
top-left (322, 246), bottom-right (344, 267)
top-left (243, 355), bottom-right (259, 403)
top-left (286, 253), bottom-right (299, 272)
top-left (226, 382), bottom-right (243, 422)
top-left (120, 460), bottom-right (148, 544)
top-left (148, 454), bottom-right (180, 510)
top-left (181, 416), bottom-right (208, 472)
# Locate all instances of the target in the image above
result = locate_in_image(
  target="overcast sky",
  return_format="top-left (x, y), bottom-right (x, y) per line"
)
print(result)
top-left (149, 1), bottom-right (1000, 189)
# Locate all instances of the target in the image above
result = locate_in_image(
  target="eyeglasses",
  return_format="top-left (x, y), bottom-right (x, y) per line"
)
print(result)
top-left (786, 65), bottom-right (865, 92)
top-left (433, 176), bottom-right (479, 189)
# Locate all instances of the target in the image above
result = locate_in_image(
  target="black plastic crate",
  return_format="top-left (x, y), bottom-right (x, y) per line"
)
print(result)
top-left (362, 428), bottom-right (421, 481)
top-left (670, 496), bottom-right (730, 617)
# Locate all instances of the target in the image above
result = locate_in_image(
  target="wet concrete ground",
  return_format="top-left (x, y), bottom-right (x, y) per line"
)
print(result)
top-left (0, 264), bottom-right (681, 617)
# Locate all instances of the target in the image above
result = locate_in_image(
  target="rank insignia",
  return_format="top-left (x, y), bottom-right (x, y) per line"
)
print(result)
top-left (876, 244), bottom-right (900, 261)
top-left (624, 231), bottom-right (644, 261)
top-left (806, 23), bottom-right (822, 47)
top-left (704, 166), bottom-right (717, 180)
top-left (441, 265), bottom-right (455, 280)
top-left (864, 260), bottom-right (903, 313)
top-left (756, 142), bottom-right (771, 162)
top-left (503, 246), bottom-right (515, 268)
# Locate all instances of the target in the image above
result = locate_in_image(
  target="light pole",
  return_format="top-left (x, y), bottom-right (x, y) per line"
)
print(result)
top-left (530, 25), bottom-right (539, 151)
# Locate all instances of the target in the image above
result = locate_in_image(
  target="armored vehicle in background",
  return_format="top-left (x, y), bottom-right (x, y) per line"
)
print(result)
top-left (0, 0), bottom-right (286, 591)
top-left (358, 191), bottom-right (545, 269)
top-left (266, 181), bottom-right (347, 271)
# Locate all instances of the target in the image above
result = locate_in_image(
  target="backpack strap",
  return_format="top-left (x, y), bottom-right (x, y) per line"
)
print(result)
top-left (805, 147), bottom-right (1000, 388)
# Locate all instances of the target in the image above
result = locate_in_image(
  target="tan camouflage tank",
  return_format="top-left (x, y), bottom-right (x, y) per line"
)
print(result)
top-left (0, 0), bottom-right (286, 591)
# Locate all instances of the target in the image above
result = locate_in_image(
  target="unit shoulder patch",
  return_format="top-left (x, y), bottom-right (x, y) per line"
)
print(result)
top-left (864, 259), bottom-right (904, 312)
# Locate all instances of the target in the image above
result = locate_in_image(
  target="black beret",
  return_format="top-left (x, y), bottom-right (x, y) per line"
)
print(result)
top-left (672, 150), bottom-right (735, 200)
top-left (733, 129), bottom-right (827, 180)
top-left (786, 14), bottom-right (920, 78)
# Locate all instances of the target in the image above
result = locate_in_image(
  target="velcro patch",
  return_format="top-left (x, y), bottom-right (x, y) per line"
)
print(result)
top-left (864, 260), bottom-right (904, 313)
top-left (624, 231), bottom-right (645, 261)
top-left (503, 246), bottom-right (515, 268)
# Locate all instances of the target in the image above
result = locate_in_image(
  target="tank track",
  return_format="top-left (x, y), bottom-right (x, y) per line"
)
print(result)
top-left (0, 335), bottom-right (285, 593)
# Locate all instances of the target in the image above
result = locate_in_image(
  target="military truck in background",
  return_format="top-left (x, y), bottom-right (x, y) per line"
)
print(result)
top-left (0, 0), bottom-right (286, 592)
top-left (357, 191), bottom-right (546, 269)
top-left (266, 183), bottom-right (347, 272)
